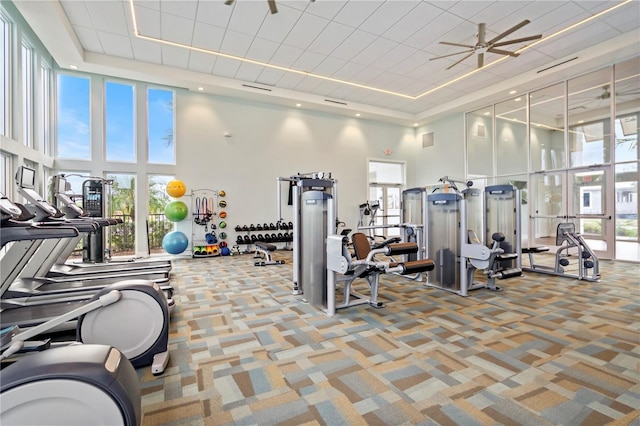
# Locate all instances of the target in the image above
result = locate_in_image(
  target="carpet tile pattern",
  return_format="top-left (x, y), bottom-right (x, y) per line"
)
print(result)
top-left (138, 251), bottom-right (640, 425)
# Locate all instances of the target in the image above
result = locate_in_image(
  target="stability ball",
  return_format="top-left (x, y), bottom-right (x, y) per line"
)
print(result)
top-left (165, 200), bottom-right (188, 222)
top-left (162, 231), bottom-right (188, 254)
top-left (166, 179), bottom-right (186, 198)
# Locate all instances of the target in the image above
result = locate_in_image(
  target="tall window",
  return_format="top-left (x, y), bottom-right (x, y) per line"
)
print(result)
top-left (367, 160), bottom-right (404, 237)
top-left (148, 88), bottom-right (175, 164)
top-left (39, 63), bottom-right (51, 155)
top-left (0, 12), bottom-right (10, 137)
top-left (105, 81), bottom-right (135, 162)
top-left (56, 74), bottom-right (90, 159)
top-left (107, 173), bottom-right (136, 255)
top-left (21, 41), bottom-right (33, 147)
top-left (148, 174), bottom-right (174, 252)
top-left (0, 152), bottom-right (10, 195)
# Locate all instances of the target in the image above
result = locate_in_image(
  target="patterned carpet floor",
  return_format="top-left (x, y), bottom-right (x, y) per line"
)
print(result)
top-left (137, 250), bottom-right (640, 426)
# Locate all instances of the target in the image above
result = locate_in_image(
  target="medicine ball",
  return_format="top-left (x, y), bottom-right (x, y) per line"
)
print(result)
top-left (219, 231), bottom-right (227, 239)
top-left (219, 200), bottom-right (227, 208)
top-left (218, 190), bottom-right (226, 197)
top-left (219, 211), bottom-right (227, 218)
top-left (221, 247), bottom-right (231, 256)
top-left (219, 221), bottom-right (227, 229)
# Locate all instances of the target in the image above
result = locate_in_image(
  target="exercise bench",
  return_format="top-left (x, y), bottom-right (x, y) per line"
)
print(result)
top-left (253, 242), bottom-right (285, 266)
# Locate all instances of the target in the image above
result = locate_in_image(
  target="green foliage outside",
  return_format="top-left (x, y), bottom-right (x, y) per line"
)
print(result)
top-left (108, 176), bottom-right (174, 255)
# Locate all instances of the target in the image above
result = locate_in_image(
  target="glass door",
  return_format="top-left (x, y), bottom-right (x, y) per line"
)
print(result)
top-left (529, 171), bottom-right (566, 248)
top-left (568, 167), bottom-right (614, 258)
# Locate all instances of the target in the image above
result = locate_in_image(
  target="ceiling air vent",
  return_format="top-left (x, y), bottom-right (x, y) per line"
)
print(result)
top-left (242, 84), bottom-right (272, 92)
top-left (324, 99), bottom-right (347, 106)
top-left (537, 57), bottom-right (578, 74)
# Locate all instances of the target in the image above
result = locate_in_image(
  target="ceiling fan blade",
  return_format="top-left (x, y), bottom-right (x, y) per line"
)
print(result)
top-left (487, 48), bottom-right (520, 57)
top-left (430, 49), bottom-right (475, 60)
top-left (268, 0), bottom-right (278, 13)
top-left (487, 19), bottom-right (531, 44)
top-left (439, 41), bottom-right (476, 49)
top-left (477, 52), bottom-right (484, 68)
top-left (224, 0), bottom-right (233, 4)
top-left (492, 34), bottom-right (542, 47)
top-left (446, 51), bottom-right (475, 70)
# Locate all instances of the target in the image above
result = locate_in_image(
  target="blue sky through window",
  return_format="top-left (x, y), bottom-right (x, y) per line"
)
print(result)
top-left (148, 88), bottom-right (175, 164)
top-left (57, 74), bottom-right (90, 159)
top-left (106, 81), bottom-right (135, 162)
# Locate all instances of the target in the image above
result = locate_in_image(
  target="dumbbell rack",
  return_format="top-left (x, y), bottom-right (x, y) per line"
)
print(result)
top-left (191, 189), bottom-right (219, 258)
top-left (234, 221), bottom-right (294, 253)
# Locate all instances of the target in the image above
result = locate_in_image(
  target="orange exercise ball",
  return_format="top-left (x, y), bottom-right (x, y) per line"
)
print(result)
top-left (166, 179), bottom-right (186, 198)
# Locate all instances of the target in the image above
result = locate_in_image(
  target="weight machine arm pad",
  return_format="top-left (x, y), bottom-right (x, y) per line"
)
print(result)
top-left (393, 259), bottom-right (435, 275)
top-left (384, 242), bottom-right (419, 256)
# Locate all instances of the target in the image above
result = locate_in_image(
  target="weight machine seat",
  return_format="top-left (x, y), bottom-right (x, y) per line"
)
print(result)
top-left (255, 242), bottom-right (276, 252)
top-left (352, 233), bottom-right (418, 260)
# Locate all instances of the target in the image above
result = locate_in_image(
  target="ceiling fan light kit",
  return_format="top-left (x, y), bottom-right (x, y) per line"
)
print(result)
top-left (431, 20), bottom-right (542, 70)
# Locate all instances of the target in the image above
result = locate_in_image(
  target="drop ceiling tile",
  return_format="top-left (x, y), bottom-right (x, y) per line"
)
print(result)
top-left (161, 12), bottom-right (195, 45)
top-left (601, 4), bottom-right (640, 33)
top-left (234, 62), bottom-right (266, 82)
top-left (388, 50), bottom-right (431, 76)
top-left (358, 1), bottom-right (421, 36)
top-left (73, 26), bottom-right (103, 53)
top-left (278, 1), bottom-right (311, 12)
top-left (357, 68), bottom-right (386, 85)
top-left (308, 21), bottom-right (354, 56)
top-left (159, 0), bottom-right (197, 20)
top-left (219, 29), bottom-right (254, 57)
top-left (98, 30), bottom-right (133, 58)
top-left (403, 13), bottom-right (466, 50)
top-left (312, 56), bottom-right (347, 76)
top-left (535, 22), bottom-right (622, 59)
top-left (446, 1), bottom-right (494, 19)
top-left (370, 44), bottom-right (417, 73)
top-left (331, 30), bottom-right (377, 61)
top-left (134, 0), bottom-right (160, 11)
top-left (132, 5), bottom-right (161, 38)
top-left (294, 76), bottom-right (325, 93)
top-left (194, 0), bottom-right (233, 28)
top-left (85, 1), bottom-right (129, 35)
top-left (270, 44), bottom-right (304, 68)
top-left (332, 1), bottom-right (382, 29)
top-left (212, 57), bottom-right (242, 78)
top-left (187, 50), bottom-right (216, 74)
top-left (382, 2), bottom-right (443, 43)
top-left (247, 37), bottom-right (280, 62)
top-left (130, 36), bottom-right (162, 64)
top-left (351, 37), bottom-right (397, 67)
top-left (60, 1), bottom-right (91, 26)
top-left (274, 72), bottom-right (307, 90)
top-left (470, 2), bottom-right (529, 27)
top-left (311, 80), bottom-right (343, 96)
top-left (283, 12), bottom-right (330, 50)
top-left (227, 1), bottom-right (268, 37)
top-left (161, 44), bottom-right (190, 68)
top-left (306, 0), bottom-right (346, 20)
top-left (332, 61), bottom-right (367, 80)
top-left (257, 5), bottom-right (303, 43)
top-left (192, 21), bottom-right (225, 51)
top-left (292, 50), bottom-right (326, 72)
top-left (535, 2), bottom-right (588, 35)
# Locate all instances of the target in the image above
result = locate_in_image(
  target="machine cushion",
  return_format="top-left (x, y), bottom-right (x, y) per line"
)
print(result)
top-left (255, 242), bottom-right (276, 252)
top-left (386, 242), bottom-right (418, 256)
top-left (522, 246), bottom-right (549, 253)
top-left (400, 259), bottom-right (435, 274)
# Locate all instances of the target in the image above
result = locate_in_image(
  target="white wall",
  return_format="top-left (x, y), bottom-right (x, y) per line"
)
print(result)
top-left (413, 113), bottom-right (465, 187)
top-left (174, 90), bottom-right (419, 242)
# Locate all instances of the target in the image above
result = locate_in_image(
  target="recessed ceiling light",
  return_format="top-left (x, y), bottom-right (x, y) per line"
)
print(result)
top-left (578, 120), bottom-right (584, 124)
top-left (356, 113), bottom-right (361, 117)
top-left (296, 103), bottom-right (301, 107)
top-left (69, 65), bottom-right (78, 70)
top-left (197, 87), bottom-right (204, 91)
top-left (413, 123), bottom-right (419, 127)
top-left (515, 97), bottom-right (522, 102)
top-left (484, 112), bottom-right (490, 116)
top-left (509, 90), bottom-right (517, 94)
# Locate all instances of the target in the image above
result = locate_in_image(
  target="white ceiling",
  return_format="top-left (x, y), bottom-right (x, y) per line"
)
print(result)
top-left (13, 0), bottom-right (640, 126)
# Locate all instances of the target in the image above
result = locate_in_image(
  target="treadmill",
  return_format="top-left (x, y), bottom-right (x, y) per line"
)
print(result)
top-left (0, 194), bottom-right (174, 330)
top-left (15, 168), bottom-right (173, 282)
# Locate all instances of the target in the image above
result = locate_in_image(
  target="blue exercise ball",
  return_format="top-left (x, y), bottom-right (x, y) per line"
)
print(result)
top-left (162, 231), bottom-right (189, 254)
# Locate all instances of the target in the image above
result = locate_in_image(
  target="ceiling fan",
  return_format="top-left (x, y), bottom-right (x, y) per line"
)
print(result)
top-left (596, 84), bottom-right (640, 100)
top-left (430, 20), bottom-right (542, 70)
top-left (225, 0), bottom-right (278, 14)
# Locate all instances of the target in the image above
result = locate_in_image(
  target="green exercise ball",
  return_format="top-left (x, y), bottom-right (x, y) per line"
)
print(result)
top-left (165, 200), bottom-right (188, 222)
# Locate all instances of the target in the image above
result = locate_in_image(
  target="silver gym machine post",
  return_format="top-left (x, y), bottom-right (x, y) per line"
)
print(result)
top-left (277, 173), bottom-right (338, 305)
